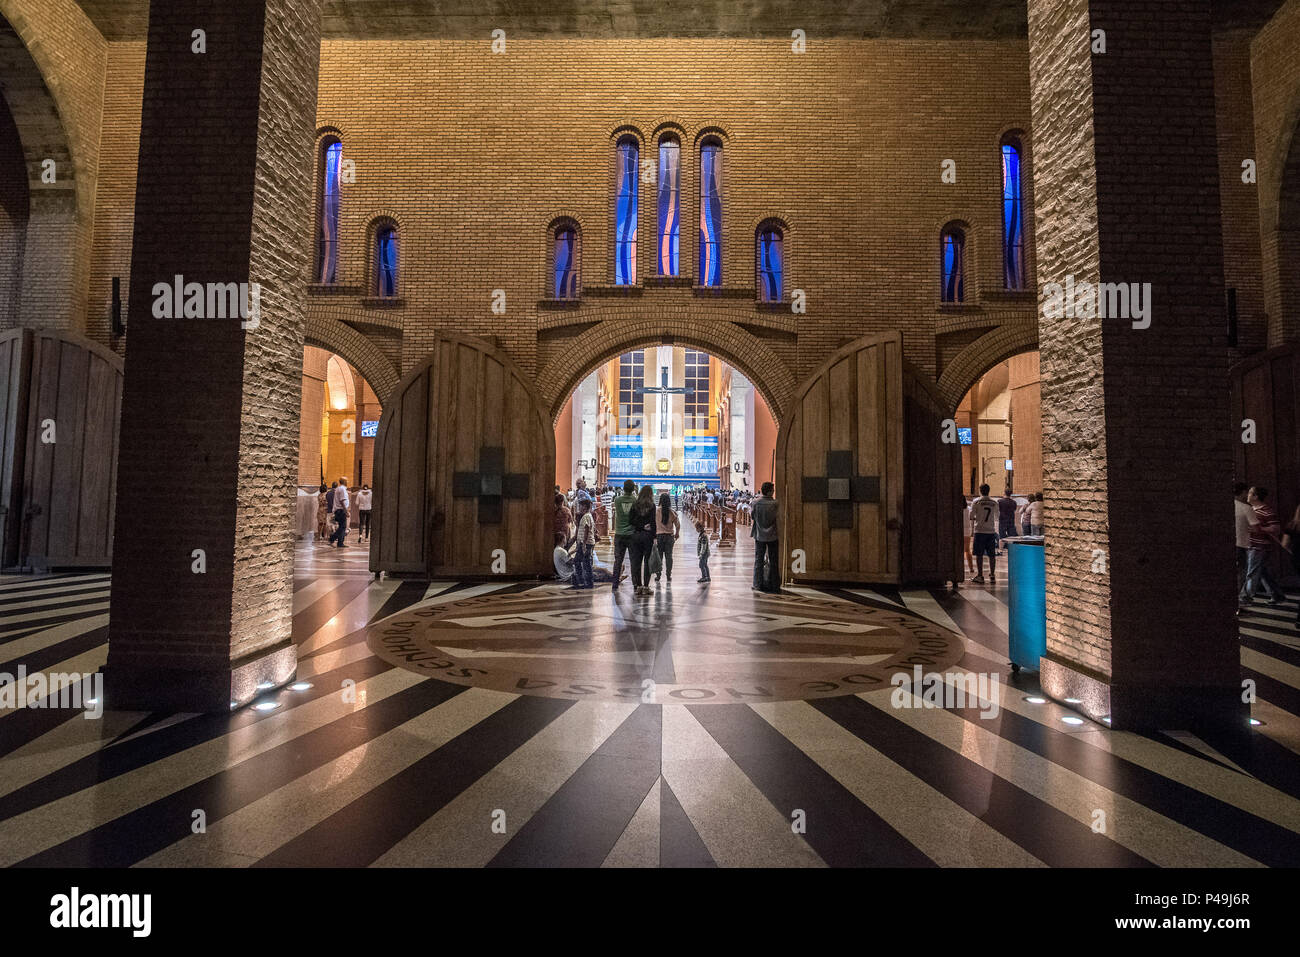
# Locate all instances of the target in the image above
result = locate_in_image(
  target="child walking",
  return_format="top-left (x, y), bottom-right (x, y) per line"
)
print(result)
top-left (696, 520), bottom-right (711, 583)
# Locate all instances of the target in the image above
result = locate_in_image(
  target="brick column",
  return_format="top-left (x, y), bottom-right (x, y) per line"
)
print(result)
top-left (105, 0), bottom-right (322, 711)
top-left (1027, 0), bottom-right (1243, 737)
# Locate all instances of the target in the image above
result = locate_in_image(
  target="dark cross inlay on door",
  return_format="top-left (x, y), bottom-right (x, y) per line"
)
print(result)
top-left (801, 450), bottom-right (880, 529)
top-left (452, 446), bottom-right (530, 524)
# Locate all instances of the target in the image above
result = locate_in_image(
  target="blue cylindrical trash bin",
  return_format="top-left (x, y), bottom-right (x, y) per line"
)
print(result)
top-left (1005, 537), bottom-right (1046, 672)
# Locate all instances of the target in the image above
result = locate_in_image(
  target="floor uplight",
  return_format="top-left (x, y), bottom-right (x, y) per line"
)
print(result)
top-left (1061, 716), bottom-right (1084, 726)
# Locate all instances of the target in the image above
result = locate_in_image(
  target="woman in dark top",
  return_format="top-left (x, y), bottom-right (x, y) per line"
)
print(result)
top-left (628, 485), bottom-right (657, 596)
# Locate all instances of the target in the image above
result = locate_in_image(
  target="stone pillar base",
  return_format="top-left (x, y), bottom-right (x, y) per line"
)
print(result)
top-left (1041, 650), bottom-right (1249, 744)
top-left (103, 640), bottom-right (297, 713)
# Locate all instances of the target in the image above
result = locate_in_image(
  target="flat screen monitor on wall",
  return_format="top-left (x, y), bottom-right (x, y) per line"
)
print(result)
top-left (958, 427), bottom-right (972, 445)
top-left (360, 420), bottom-right (378, 438)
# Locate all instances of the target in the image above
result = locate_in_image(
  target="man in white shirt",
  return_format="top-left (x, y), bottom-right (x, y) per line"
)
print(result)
top-left (1234, 481), bottom-right (1258, 599)
top-left (332, 477), bottom-right (351, 547)
top-left (969, 483), bottom-right (999, 584)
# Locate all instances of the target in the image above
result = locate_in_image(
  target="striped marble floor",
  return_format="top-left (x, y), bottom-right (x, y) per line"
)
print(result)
top-left (2, 532), bottom-right (1300, 867)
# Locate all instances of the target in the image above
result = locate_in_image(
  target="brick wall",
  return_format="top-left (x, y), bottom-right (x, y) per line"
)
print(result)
top-left (1251, 0), bottom-right (1300, 346)
top-left (1213, 29), bottom-right (1266, 358)
top-left (0, 92), bottom-right (26, 325)
top-left (0, 0), bottom-right (106, 333)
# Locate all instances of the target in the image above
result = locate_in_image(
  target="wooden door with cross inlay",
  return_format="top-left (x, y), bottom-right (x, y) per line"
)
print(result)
top-left (370, 334), bottom-right (554, 577)
top-left (777, 331), bottom-right (961, 586)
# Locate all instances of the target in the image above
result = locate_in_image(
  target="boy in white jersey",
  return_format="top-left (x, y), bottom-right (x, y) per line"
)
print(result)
top-left (969, 483), bottom-right (999, 584)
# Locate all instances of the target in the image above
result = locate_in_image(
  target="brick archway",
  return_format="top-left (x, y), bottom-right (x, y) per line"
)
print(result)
top-left (936, 320), bottom-right (1038, 412)
top-left (536, 316), bottom-right (795, 426)
top-left (303, 317), bottom-right (399, 404)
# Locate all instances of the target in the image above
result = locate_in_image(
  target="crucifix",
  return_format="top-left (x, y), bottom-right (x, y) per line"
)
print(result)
top-left (635, 365), bottom-right (694, 440)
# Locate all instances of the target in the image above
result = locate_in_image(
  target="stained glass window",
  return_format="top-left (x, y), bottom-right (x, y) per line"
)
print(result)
top-left (317, 140), bottom-right (341, 284)
top-left (554, 227), bottom-right (577, 299)
top-left (699, 142), bottom-right (722, 287)
top-left (757, 227), bottom-right (783, 302)
top-left (658, 136), bottom-right (680, 276)
top-left (942, 227), bottom-right (965, 303)
top-left (615, 138), bottom-right (638, 285)
top-left (684, 351), bottom-right (709, 430)
top-left (1001, 142), bottom-right (1024, 290)
top-left (376, 225), bottom-right (397, 298)
top-left (618, 351), bottom-right (644, 430)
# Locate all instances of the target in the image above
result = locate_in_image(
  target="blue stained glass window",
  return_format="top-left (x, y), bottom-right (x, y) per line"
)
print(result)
top-left (376, 225), bottom-right (398, 298)
top-left (658, 137), bottom-right (680, 276)
top-left (615, 138), bottom-right (638, 285)
top-left (758, 227), bottom-right (783, 302)
top-left (317, 140), bottom-right (341, 284)
top-left (1001, 142), bottom-right (1024, 290)
top-left (554, 227), bottom-right (577, 299)
top-left (942, 227), bottom-right (965, 303)
top-left (699, 142), bottom-right (722, 287)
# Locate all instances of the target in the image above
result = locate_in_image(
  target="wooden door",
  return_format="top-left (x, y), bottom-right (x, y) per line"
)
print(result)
top-left (0, 329), bottom-right (123, 569)
top-left (777, 331), bottom-right (960, 585)
top-left (371, 334), bottom-right (554, 577)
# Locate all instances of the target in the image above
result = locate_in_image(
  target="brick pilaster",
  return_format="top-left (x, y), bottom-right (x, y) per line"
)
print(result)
top-left (105, 0), bottom-right (323, 711)
top-left (1027, 0), bottom-right (1242, 736)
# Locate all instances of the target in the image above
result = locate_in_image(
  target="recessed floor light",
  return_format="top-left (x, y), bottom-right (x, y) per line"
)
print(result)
top-left (1061, 716), bottom-right (1085, 725)
top-left (1064, 697), bottom-right (1082, 704)
top-left (1249, 718), bottom-right (1263, 727)
top-left (1023, 696), bottom-right (1046, 704)
top-left (290, 682), bottom-right (313, 691)
top-left (229, 700), bottom-right (239, 710)
top-left (1102, 716), bottom-right (1112, 724)
top-left (85, 698), bottom-right (99, 705)
top-left (253, 701), bottom-right (279, 712)
top-left (256, 681), bottom-right (275, 691)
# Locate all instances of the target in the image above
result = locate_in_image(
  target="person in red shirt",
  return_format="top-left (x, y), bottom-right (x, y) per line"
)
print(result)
top-left (1241, 486), bottom-right (1285, 606)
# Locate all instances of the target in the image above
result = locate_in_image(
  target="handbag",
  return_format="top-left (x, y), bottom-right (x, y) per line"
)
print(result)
top-left (649, 543), bottom-right (663, 575)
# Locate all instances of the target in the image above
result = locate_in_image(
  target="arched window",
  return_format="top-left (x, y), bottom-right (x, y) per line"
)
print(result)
top-left (1001, 140), bottom-right (1024, 290)
top-left (941, 226), bottom-right (966, 303)
top-left (699, 141), bottom-right (723, 286)
top-left (615, 137), bottom-right (639, 285)
top-left (757, 225), bottom-right (784, 302)
top-left (316, 139), bottom-right (342, 284)
top-left (657, 136), bottom-right (681, 276)
top-left (554, 225), bottom-right (578, 299)
top-left (375, 224), bottom-right (398, 298)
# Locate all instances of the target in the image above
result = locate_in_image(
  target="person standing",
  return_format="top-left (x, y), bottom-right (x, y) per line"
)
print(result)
top-left (629, 485), bottom-right (657, 596)
top-left (356, 484), bottom-right (373, 542)
top-left (1027, 492), bottom-right (1045, 536)
top-left (969, 483), bottom-right (998, 584)
top-left (750, 481), bottom-right (781, 593)
top-left (572, 497), bottom-right (596, 589)
top-left (331, 478), bottom-right (351, 547)
top-left (696, 519), bottom-right (711, 583)
top-left (654, 492), bottom-right (681, 586)
top-left (1234, 482), bottom-right (1259, 599)
top-left (316, 482), bottom-right (329, 542)
top-left (1283, 504), bottom-right (1300, 628)
top-left (553, 492), bottom-right (573, 548)
top-left (997, 488), bottom-right (1017, 550)
top-left (1241, 486), bottom-right (1285, 606)
top-left (961, 493), bottom-right (974, 574)
top-left (610, 479), bottom-right (637, 592)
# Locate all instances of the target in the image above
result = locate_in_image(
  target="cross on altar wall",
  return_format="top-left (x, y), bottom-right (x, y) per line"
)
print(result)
top-left (635, 365), bottom-right (694, 440)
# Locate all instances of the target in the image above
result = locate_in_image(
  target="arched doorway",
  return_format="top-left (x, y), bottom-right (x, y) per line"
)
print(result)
top-left (553, 345), bottom-right (779, 498)
top-left (953, 349), bottom-right (1043, 497)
